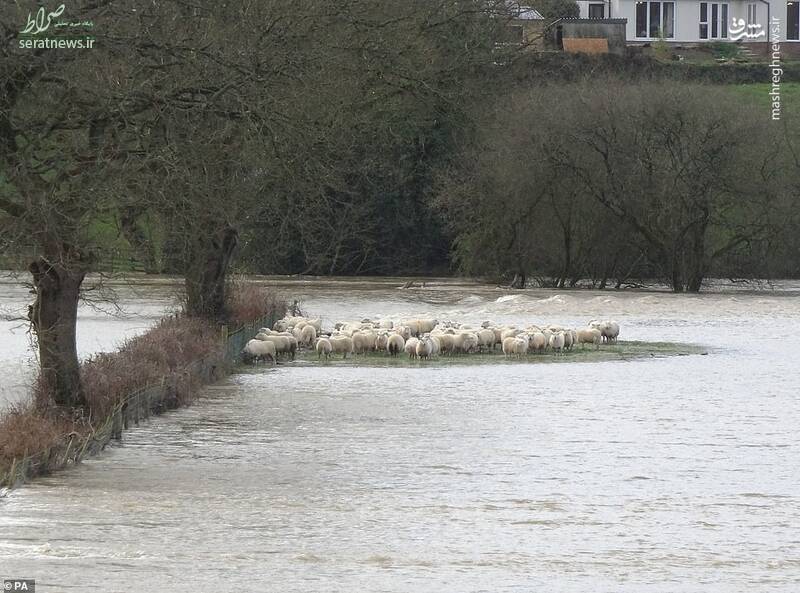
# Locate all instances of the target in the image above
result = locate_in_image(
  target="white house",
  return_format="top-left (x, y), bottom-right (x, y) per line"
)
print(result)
top-left (575, 0), bottom-right (799, 44)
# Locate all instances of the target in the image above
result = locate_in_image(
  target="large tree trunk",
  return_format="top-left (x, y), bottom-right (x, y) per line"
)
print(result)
top-left (686, 219), bottom-right (708, 293)
top-left (119, 207), bottom-right (163, 274)
top-left (28, 255), bottom-right (88, 411)
top-left (509, 271), bottom-right (526, 289)
top-left (669, 247), bottom-right (685, 292)
top-left (560, 226), bottom-right (572, 289)
top-left (185, 226), bottom-right (238, 320)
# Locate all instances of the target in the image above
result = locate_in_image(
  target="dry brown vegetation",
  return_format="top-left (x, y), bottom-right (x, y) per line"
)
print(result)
top-left (80, 316), bottom-right (221, 420)
top-left (225, 277), bottom-right (286, 327)
top-left (1, 282), bottom-right (283, 480)
top-left (0, 402), bottom-right (80, 469)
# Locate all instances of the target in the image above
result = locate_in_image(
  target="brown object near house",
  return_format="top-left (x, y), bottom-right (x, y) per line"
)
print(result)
top-left (563, 37), bottom-right (609, 54)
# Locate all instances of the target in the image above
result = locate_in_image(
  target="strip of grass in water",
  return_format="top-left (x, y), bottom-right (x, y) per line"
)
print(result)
top-left (280, 341), bottom-right (706, 368)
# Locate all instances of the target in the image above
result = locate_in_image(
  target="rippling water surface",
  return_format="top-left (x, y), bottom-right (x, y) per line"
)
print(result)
top-left (1, 276), bottom-right (799, 592)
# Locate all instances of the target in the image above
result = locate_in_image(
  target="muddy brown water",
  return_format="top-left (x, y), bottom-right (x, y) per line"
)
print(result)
top-left (1, 274), bottom-right (799, 592)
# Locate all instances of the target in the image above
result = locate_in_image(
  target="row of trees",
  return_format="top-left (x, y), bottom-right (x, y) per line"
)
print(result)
top-left (0, 0), bottom-right (520, 409)
top-left (1, 1), bottom-right (798, 412)
top-left (435, 81), bottom-right (799, 291)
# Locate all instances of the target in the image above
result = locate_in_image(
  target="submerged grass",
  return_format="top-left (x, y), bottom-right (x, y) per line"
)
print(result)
top-left (289, 340), bottom-right (706, 368)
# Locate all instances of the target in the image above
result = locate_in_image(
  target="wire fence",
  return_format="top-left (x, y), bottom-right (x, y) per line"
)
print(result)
top-left (0, 312), bottom-right (277, 491)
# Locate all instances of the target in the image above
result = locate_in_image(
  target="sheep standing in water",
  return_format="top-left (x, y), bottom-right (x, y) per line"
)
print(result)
top-left (589, 320), bottom-right (620, 343)
top-left (530, 332), bottom-right (547, 354)
top-left (477, 329), bottom-right (495, 352)
top-left (386, 334), bottom-right (405, 356)
top-left (242, 339), bottom-right (276, 364)
top-left (562, 330), bottom-right (573, 351)
top-left (415, 338), bottom-right (433, 360)
top-left (315, 337), bottom-right (332, 361)
top-left (282, 314), bottom-right (621, 362)
top-left (405, 337), bottom-right (420, 359)
top-left (376, 332), bottom-right (389, 352)
top-left (502, 336), bottom-right (517, 357)
top-left (549, 331), bottom-right (565, 355)
top-left (577, 328), bottom-right (602, 349)
top-left (330, 335), bottom-right (354, 359)
top-left (299, 325), bottom-right (317, 348)
top-left (512, 335), bottom-right (530, 358)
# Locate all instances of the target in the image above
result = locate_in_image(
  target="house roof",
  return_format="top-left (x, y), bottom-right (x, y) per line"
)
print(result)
top-left (506, 1), bottom-right (544, 20)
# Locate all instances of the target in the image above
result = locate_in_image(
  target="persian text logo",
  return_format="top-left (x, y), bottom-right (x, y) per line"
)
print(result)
top-left (770, 16), bottom-right (781, 121)
top-left (18, 3), bottom-right (96, 50)
top-left (729, 18), bottom-right (765, 41)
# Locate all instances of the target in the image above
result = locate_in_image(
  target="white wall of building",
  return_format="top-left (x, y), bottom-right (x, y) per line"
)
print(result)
top-left (575, 0), bottom-right (799, 43)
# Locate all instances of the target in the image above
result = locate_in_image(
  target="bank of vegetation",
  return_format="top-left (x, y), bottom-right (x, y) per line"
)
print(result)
top-left (0, 2), bottom-right (798, 421)
top-left (0, 282), bottom-right (283, 487)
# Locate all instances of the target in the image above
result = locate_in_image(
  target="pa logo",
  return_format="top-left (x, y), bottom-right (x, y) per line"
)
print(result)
top-left (3, 580), bottom-right (35, 592)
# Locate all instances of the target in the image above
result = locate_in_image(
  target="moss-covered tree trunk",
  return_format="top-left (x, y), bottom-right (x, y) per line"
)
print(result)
top-left (184, 226), bottom-right (238, 321)
top-left (28, 253), bottom-right (89, 410)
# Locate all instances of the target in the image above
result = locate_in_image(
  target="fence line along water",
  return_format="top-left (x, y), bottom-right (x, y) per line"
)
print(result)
top-left (0, 313), bottom-right (276, 492)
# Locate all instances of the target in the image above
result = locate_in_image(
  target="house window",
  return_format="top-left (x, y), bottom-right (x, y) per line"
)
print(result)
top-left (635, 1), bottom-right (675, 38)
top-left (699, 2), bottom-right (728, 39)
top-left (589, 3), bottom-right (605, 18)
top-left (747, 3), bottom-right (757, 25)
top-left (662, 2), bottom-right (675, 36)
top-left (789, 2), bottom-right (800, 40)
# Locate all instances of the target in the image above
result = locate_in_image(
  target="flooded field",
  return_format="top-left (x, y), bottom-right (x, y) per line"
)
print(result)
top-left (0, 273), bottom-right (180, 410)
top-left (1, 275), bottom-right (799, 592)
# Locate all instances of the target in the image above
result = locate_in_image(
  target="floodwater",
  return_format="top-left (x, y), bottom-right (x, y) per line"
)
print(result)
top-left (1, 275), bottom-right (800, 592)
top-left (0, 272), bottom-right (180, 410)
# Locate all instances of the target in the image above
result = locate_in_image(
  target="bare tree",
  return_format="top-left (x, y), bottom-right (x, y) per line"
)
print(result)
top-left (434, 80), bottom-right (796, 291)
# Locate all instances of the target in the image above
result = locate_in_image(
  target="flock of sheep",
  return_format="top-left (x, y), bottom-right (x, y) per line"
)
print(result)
top-left (242, 315), bottom-right (621, 364)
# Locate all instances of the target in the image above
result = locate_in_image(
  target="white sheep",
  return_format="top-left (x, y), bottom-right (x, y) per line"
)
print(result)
top-left (604, 321), bottom-right (620, 343)
top-left (549, 331), bottom-right (565, 355)
top-left (435, 332), bottom-right (455, 355)
top-left (530, 332), bottom-right (547, 353)
top-left (477, 328), bottom-right (495, 352)
top-left (502, 336), bottom-right (517, 356)
top-left (492, 327), bottom-right (504, 347)
top-left (386, 333), bottom-right (405, 356)
top-left (315, 337), bottom-right (332, 361)
top-left (330, 335), bottom-right (354, 359)
top-left (257, 335), bottom-right (294, 359)
top-left (512, 335), bottom-right (529, 357)
top-left (419, 319), bottom-right (438, 334)
top-left (242, 338), bottom-right (276, 364)
top-left (299, 325), bottom-right (317, 347)
top-left (428, 335), bottom-right (441, 357)
top-left (457, 332), bottom-right (479, 354)
top-left (405, 337), bottom-right (420, 358)
top-left (415, 338), bottom-right (433, 359)
top-left (376, 332), bottom-right (389, 352)
top-left (404, 319), bottom-right (422, 336)
top-left (576, 328), bottom-right (602, 349)
top-left (589, 320), bottom-right (620, 343)
top-left (563, 329), bottom-right (574, 351)
top-left (542, 329), bottom-right (553, 350)
top-left (500, 327), bottom-right (520, 342)
top-left (352, 331), bottom-right (376, 354)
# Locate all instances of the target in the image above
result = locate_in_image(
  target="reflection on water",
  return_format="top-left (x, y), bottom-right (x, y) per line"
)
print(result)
top-left (1, 275), bottom-right (799, 592)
